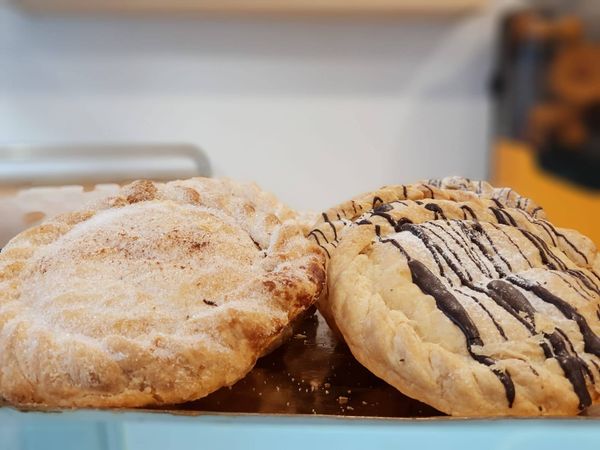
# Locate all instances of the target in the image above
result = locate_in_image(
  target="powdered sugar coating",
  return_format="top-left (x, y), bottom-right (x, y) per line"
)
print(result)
top-left (0, 178), bottom-right (325, 408)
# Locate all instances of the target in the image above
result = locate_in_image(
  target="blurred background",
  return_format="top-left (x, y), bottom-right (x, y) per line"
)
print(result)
top-left (0, 0), bottom-right (598, 245)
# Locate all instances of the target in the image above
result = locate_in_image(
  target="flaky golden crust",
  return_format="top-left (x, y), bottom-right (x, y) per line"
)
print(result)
top-left (0, 178), bottom-right (325, 408)
top-left (312, 177), bottom-right (600, 416)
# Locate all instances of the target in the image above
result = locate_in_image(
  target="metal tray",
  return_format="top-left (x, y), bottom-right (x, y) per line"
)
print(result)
top-left (2, 310), bottom-right (600, 450)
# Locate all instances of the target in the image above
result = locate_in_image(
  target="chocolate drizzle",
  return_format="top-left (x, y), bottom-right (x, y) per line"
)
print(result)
top-left (486, 280), bottom-right (536, 331)
top-left (401, 223), bottom-right (476, 286)
top-left (508, 276), bottom-right (600, 358)
top-left (380, 217), bottom-right (598, 411)
top-left (433, 222), bottom-right (495, 279)
top-left (309, 182), bottom-right (599, 412)
top-left (566, 269), bottom-right (600, 296)
top-left (545, 331), bottom-right (592, 409)
top-left (407, 273), bottom-right (474, 347)
top-left (407, 259), bottom-right (515, 407)
top-left (308, 229), bottom-right (331, 258)
top-left (371, 210), bottom-right (399, 229)
top-left (510, 208), bottom-right (589, 265)
top-left (491, 198), bottom-right (504, 209)
top-left (485, 279), bottom-right (593, 409)
top-left (460, 205), bottom-right (478, 221)
top-left (322, 213), bottom-right (338, 242)
top-left (519, 229), bottom-right (567, 270)
top-left (544, 221), bottom-right (589, 264)
top-left (309, 228), bottom-right (330, 244)
top-left (490, 207), bottom-right (518, 227)
top-left (421, 184), bottom-right (435, 199)
top-left (554, 271), bottom-right (596, 301)
top-left (466, 222), bottom-right (513, 274)
top-left (425, 203), bottom-right (446, 220)
top-left (489, 224), bottom-right (534, 268)
top-left (372, 196), bottom-right (384, 208)
top-left (367, 204), bottom-right (414, 233)
top-left (457, 287), bottom-right (508, 339)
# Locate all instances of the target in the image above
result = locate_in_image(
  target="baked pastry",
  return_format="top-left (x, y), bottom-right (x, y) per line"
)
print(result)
top-left (0, 178), bottom-right (325, 408)
top-left (310, 177), bottom-right (600, 415)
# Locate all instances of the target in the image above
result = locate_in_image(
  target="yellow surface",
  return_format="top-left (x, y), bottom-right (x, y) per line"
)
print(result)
top-left (492, 140), bottom-right (599, 245)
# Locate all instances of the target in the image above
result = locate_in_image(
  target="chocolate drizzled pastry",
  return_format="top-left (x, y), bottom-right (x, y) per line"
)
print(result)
top-left (309, 176), bottom-right (600, 416)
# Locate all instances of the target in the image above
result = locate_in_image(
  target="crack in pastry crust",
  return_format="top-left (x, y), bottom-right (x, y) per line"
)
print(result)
top-left (311, 176), bottom-right (600, 416)
top-left (0, 178), bottom-right (325, 408)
